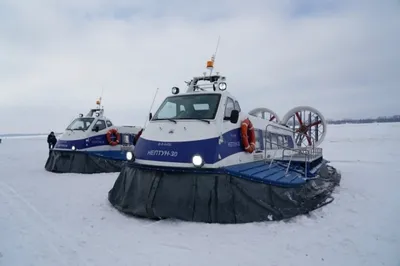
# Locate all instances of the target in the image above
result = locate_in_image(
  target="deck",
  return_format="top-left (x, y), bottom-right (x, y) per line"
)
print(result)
top-left (223, 161), bottom-right (306, 187)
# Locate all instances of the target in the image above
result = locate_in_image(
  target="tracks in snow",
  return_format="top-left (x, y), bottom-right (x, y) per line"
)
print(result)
top-left (0, 180), bottom-right (88, 266)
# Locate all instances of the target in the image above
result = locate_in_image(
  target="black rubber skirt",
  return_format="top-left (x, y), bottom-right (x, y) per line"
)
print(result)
top-left (45, 150), bottom-right (125, 174)
top-left (108, 162), bottom-right (341, 223)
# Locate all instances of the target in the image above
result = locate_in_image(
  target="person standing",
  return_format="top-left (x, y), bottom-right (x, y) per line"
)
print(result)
top-left (47, 131), bottom-right (57, 150)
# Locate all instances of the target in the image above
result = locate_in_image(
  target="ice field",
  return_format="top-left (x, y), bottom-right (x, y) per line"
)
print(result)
top-left (0, 123), bottom-right (399, 266)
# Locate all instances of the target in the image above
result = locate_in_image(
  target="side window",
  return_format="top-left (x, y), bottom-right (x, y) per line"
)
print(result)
top-left (234, 101), bottom-right (241, 112)
top-left (94, 120), bottom-right (106, 131)
top-left (282, 135), bottom-right (289, 147)
top-left (265, 131), bottom-right (272, 149)
top-left (157, 102), bottom-right (177, 119)
top-left (106, 120), bottom-right (113, 127)
top-left (224, 97), bottom-right (235, 117)
top-left (255, 130), bottom-right (263, 150)
top-left (270, 133), bottom-right (278, 149)
top-left (277, 135), bottom-right (283, 148)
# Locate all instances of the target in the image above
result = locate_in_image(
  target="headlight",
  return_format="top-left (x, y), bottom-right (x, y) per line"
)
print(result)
top-left (71, 146), bottom-right (76, 150)
top-left (126, 151), bottom-right (134, 161)
top-left (218, 82), bottom-right (227, 91)
top-left (192, 154), bottom-right (204, 167)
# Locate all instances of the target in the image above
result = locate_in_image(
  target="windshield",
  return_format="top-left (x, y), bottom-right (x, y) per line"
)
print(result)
top-left (153, 94), bottom-right (221, 120)
top-left (66, 117), bottom-right (95, 131)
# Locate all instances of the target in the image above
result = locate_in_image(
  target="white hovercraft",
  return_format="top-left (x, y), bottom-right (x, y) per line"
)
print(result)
top-left (45, 98), bottom-right (142, 174)
top-left (108, 57), bottom-right (341, 223)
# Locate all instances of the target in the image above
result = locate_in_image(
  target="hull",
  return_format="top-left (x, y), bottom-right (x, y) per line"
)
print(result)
top-left (45, 149), bottom-right (126, 174)
top-left (108, 160), bottom-right (341, 223)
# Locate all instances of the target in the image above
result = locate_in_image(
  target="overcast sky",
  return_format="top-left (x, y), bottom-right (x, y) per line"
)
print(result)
top-left (0, 0), bottom-right (399, 134)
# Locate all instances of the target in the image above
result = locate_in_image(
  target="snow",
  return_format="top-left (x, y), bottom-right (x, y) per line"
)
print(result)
top-left (1, 123), bottom-right (399, 266)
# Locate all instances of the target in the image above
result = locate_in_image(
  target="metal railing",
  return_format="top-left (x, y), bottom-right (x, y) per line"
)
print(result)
top-left (264, 123), bottom-right (323, 179)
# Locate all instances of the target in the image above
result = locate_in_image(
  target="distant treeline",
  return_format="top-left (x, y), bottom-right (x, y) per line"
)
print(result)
top-left (1, 116), bottom-right (400, 136)
top-left (327, 115), bottom-right (400, 125)
top-left (0, 132), bottom-right (62, 137)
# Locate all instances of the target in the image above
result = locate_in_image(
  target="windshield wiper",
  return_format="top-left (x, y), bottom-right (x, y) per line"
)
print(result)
top-left (153, 118), bottom-right (177, 123)
top-left (154, 118), bottom-right (209, 124)
top-left (194, 119), bottom-right (210, 124)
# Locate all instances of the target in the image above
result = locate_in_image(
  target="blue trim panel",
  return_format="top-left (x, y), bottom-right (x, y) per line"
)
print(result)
top-left (53, 149), bottom-right (128, 161)
top-left (86, 150), bottom-right (128, 161)
top-left (135, 137), bottom-right (220, 164)
top-left (134, 128), bottom-right (244, 164)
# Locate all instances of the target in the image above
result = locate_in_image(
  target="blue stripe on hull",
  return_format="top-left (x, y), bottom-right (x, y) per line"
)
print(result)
top-left (55, 133), bottom-right (136, 150)
top-left (56, 150), bottom-right (128, 161)
top-left (87, 150), bottom-right (128, 161)
top-left (134, 128), bottom-right (244, 164)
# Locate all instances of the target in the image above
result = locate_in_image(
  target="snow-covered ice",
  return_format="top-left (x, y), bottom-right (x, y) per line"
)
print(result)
top-left (1, 123), bottom-right (399, 266)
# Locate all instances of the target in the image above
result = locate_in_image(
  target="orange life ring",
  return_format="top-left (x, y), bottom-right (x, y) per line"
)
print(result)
top-left (240, 118), bottom-right (256, 153)
top-left (106, 128), bottom-right (120, 146)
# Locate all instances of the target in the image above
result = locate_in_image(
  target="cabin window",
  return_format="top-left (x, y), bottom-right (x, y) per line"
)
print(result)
top-left (277, 135), bottom-right (284, 148)
top-left (264, 132), bottom-right (294, 150)
top-left (106, 120), bottom-right (113, 127)
top-left (153, 94), bottom-right (221, 120)
top-left (155, 101), bottom-right (177, 119)
top-left (224, 97), bottom-right (235, 117)
top-left (282, 136), bottom-right (289, 147)
top-left (265, 132), bottom-right (272, 149)
top-left (93, 120), bottom-right (107, 131)
top-left (234, 101), bottom-right (241, 112)
top-left (270, 134), bottom-right (278, 149)
top-left (66, 117), bottom-right (95, 131)
top-left (254, 130), bottom-right (263, 151)
top-left (193, 103), bottom-right (209, 110)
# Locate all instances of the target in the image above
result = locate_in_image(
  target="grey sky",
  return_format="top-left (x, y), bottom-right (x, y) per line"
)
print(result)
top-left (0, 0), bottom-right (399, 133)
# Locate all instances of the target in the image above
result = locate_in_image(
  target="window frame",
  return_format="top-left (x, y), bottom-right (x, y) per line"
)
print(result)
top-left (93, 119), bottom-right (107, 131)
top-left (152, 93), bottom-right (222, 121)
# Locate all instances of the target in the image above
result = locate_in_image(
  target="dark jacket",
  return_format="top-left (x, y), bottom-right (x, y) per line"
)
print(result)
top-left (47, 133), bottom-right (57, 148)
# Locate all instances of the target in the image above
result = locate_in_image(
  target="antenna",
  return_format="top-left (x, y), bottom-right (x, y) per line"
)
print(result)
top-left (208, 36), bottom-right (221, 76)
top-left (100, 87), bottom-right (104, 108)
top-left (213, 35), bottom-right (221, 62)
top-left (143, 87), bottom-right (159, 128)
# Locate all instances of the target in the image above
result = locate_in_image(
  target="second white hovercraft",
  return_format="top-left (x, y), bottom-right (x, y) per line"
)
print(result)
top-left (108, 58), bottom-right (341, 223)
top-left (45, 98), bottom-right (142, 174)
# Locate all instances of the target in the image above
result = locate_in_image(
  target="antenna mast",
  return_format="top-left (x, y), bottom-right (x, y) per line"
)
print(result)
top-left (143, 87), bottom-right (159, 128)
top-left (207, 36), bottom-right (221, 76)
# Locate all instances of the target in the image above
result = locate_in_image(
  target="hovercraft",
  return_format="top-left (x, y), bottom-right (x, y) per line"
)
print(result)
top-left (45, 98), bottom-right (142, 174)
top-left (108, 58), bottom-right (341, 224)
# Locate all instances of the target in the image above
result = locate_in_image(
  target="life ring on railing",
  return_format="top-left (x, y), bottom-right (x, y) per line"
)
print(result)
top-left (106, 128), bottom-right (120, 146)
top-left (240, 118), bottom-right (256, 153)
